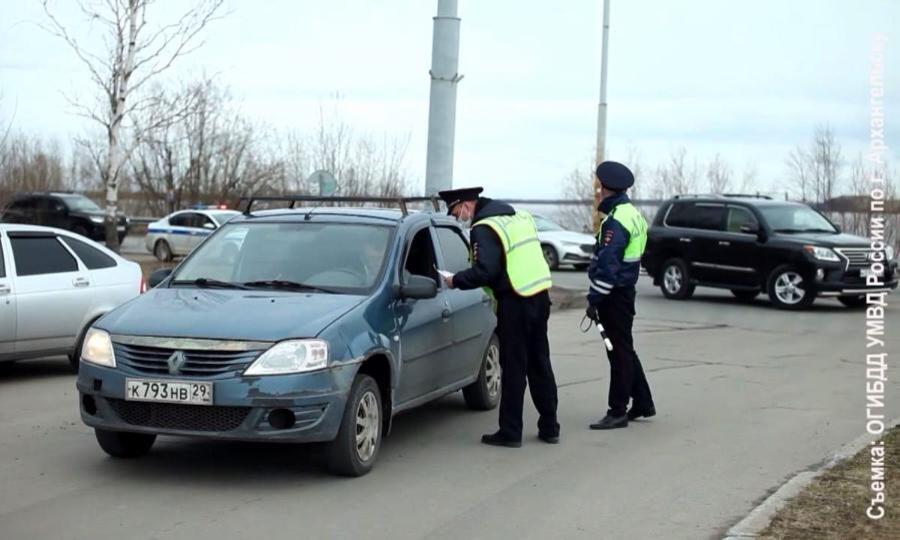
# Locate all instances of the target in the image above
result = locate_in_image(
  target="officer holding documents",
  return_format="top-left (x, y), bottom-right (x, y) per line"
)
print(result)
top-left (586, 162), bottom-right (656, 430)
top-left (438, 187), bottom-right (560, 447)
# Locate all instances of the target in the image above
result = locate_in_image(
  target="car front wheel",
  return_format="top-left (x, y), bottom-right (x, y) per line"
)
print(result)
top-left (95, 429), bottom-right (156, 458)
top-left (660, 258), bottom-right (695, 299)
top-left (154, 239), bottom-right (173, 262)
top-left (767, 265), bottom-right (815, 310)
top-left (463, 334), bottom-right (501, 410)
top-left (327, 374), bottom-right (382, 477)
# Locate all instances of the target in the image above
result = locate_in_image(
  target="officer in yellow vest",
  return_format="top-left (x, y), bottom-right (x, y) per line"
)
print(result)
top-left (586, 161), bottom-right (656, 430)
top-left (438, 187), bottom-right (560, 448)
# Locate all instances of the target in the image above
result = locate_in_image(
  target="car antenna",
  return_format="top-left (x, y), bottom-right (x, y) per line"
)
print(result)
top-left (304, 182), bottom-right (342, 221)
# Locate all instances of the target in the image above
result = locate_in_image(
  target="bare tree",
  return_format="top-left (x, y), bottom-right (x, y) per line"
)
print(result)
top-left (41, 0), bottom-right (224, 251)
top-left (738, 162), bottom-right (759, 195)
top-left (651, 147), bottom-right (699, 198)
top-left (785, 125), bottom-right (843, 205)
top-left (0, 133), bottom-right (66, 203)
top-left (705, 153), bottom-right (732, 194)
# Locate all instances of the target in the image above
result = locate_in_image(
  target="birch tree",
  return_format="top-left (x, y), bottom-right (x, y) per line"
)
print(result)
top-left (41, 0), bottom-right (224, 251)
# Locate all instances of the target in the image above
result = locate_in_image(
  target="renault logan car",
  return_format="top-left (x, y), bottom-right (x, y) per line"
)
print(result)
top-left (77, 204), bottom-right (499, 476)
top-left (0, 224), bottom-right (143, 369)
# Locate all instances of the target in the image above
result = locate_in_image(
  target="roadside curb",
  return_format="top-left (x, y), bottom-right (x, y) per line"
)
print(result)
top-left (723, 416), bottom-right (900, 539)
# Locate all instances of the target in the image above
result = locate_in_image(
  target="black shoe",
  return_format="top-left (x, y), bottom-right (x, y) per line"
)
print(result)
top-left (481, 432), bottom-right (522, 448)
top-left (627, 405), bottom-right (656, 421)
top-left (538, 433), bottom-right (560, 444)
top-left (589, 414), bottom-right (628, 430)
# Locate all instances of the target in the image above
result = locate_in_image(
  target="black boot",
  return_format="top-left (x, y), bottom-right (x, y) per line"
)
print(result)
top-left (481, 431), bottom-right (522, 448)
top-left (627, 405), bottom-right (656, 421)
top-left (589, 414), bottom-right (628, 430)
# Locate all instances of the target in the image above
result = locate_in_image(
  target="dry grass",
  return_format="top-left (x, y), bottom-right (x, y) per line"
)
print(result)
top-left (759, 427), bottom-right (899, 539)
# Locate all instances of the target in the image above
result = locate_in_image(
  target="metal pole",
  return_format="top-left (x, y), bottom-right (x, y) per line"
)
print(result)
top-left (424, 0), bottom-right (462, 196)
top-left (593, 0), bottom-right (611, 232)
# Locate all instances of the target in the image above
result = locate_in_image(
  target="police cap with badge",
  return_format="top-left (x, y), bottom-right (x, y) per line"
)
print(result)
top-left (595, 161), bottom-right (634, 192)
top-left (437, 187), bottom-right (484, 215)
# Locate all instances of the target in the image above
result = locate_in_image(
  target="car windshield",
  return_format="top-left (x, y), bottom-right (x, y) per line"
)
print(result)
top-left (60, 195), bottom-right (103, 213)
top-left (534, 216), bottom-right (564, 232)
top-left (759, 205), bottom-right (838, 233)
top-left (172, 221), bottom-right (394, 294)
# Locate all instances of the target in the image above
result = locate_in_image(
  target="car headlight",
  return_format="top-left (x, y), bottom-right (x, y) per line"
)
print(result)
top-left (244, 340), bottom-right (329, 376)
top-left (886, 246), bottom-right (895, 261)
top-left (804, 245), bottom-right (840, 262)
top-left (90, 216), bottom-right (105, 224)
top-left (81, 328), bottom-right (116, 368)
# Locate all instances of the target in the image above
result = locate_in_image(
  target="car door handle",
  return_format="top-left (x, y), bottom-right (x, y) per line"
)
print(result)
top-left (0, 284), bottom-right (10, 295)
top-left (441, 308), bottom-right (452, 320)
top-left (718, 241), bottom-right (730, 246)
top-left (679, 238), bottom-right (692, 243)
top-left (73, 277), bottom-right (90, 288)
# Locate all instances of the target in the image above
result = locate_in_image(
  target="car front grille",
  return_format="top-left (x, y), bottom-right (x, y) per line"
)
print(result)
top-left (580, 243), bottom-right (595, 254)
top-left (113, 343), bottom-right (263, 377)
top-left (107, 399), bottom-right (251, 432)
top-left (835, 247), bottom-right (875, 267)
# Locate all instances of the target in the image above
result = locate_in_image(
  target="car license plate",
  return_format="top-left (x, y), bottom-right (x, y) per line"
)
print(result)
top-left (861, 268), bottom-right (884, 278)
top-left (125, 378), bottom-right (213, 405)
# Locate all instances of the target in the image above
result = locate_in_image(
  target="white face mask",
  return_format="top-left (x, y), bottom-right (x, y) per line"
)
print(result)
top-left (456, 205), bottom-right (473, 228)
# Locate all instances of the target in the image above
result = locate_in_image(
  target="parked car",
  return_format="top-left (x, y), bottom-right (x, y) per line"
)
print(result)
top-left (533, 214), bottom-right (595, 270)
top-left (0, 224), bottom-right (144, 370)
top-left (641, 194), bottom-right (898, 309)
top-left (77, 204), bottom-right (499, 476)
top-left (1, 192), bottom-right (130, 244)
top-left (145, 209), bottom-right (241, 261)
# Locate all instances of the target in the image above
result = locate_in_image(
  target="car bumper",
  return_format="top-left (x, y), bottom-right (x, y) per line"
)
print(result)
top-left (558, 245), bottom-right (593, 264)
top-left (76, 360), bottom-right (357, 443)
top-left (811, 261), bottom-right (898, 296)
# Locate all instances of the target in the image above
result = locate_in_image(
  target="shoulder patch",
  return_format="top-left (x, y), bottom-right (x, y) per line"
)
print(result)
top-left (602, 229), bottom-right (614, 245)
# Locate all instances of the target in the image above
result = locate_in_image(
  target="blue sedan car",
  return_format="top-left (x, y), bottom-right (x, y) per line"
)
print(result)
top-left (77, 205), bottom-right (499, 476)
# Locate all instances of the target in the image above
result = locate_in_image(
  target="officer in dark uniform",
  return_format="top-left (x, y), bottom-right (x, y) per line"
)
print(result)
top-left (586, 162), bottom-right (656, 430)
top-left (438, 187), bottom-right (560, 447)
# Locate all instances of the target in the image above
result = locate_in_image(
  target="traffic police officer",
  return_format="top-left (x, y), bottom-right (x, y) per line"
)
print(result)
top-left (438, 187), bottom-right (561, 447)
top-left (586, 162), bottom-right (656, 430)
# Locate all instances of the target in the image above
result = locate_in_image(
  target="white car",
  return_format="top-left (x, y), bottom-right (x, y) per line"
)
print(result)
top-left (0, 224), bottom-right (144, 369)
top-left (145, 209), bottom-right (240, 261)
top-left (533, 214), bottom-right (596, 270)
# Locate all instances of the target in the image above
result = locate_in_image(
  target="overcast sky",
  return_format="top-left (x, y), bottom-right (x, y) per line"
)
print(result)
top-left (1, 0), bottom-right (897, 198)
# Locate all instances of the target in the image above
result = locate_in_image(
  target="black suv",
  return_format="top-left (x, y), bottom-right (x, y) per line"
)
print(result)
top-left (1, 192), bottom-right (130, 243)
top-left (642, 195), bottom-right (898, 309)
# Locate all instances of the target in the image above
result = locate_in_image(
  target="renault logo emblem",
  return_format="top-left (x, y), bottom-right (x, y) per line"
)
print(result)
top-left (167, 350), bottom-right (187, 375)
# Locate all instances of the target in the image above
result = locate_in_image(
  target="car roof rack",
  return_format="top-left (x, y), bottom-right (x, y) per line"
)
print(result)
top-left (672, 193), bottom-right (772, 200)
top-left (238, 195), bottom-right (442, 216)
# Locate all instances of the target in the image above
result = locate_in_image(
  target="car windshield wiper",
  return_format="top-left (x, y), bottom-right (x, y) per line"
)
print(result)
top-left (800, 228), bottom-right (837, 233)
top-left (772, 228), bottom-right (805, 234)
top-left (171, 278), bottom-right (249, 290)
top-left (242, 280), bottom-right (338, 294)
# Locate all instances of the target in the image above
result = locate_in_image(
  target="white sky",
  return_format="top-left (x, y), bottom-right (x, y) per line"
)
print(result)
top-left (1, 0), bottom-right (898, 198)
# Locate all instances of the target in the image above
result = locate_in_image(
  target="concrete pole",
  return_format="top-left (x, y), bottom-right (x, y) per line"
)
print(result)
top-left (593, 0), bottom-right (611, 232)
top-left (424, 0), bottom-right (462, 196)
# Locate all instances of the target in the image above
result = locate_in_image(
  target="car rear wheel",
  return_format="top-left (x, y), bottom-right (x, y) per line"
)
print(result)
top-left (95, 429), bottom-right (156, 458)
top-left (660, 258), bottom-right (695, 299)
top-left (767, 265), bottom-right (815, 310)
top-left (542, 244), bottom-right (560, 271)
top-left (838, 295), bottom-right (866, 308)
top-left (731, 289), bottom-right (760, 301)
top-left (463, 334), bottom-right (501, 410)
top-left (154, 239), bottom-right (173, 262)
top-left (327, 374), bottom-right (382, 477)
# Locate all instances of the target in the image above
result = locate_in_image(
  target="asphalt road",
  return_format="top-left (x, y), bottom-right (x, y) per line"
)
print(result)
top-left (3, 269), bottom-right (897, 539)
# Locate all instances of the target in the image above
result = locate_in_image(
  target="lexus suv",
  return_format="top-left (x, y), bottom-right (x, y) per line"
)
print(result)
top-left (1, 192), bottom-right (130, 244)
top-left (641, 195), bottom-right (897, 309)
top-left (76, 201), bottom-right (500, 476)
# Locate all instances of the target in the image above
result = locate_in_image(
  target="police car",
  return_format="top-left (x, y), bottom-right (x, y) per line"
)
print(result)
top-left (145, 207), bottom-right (240, 261)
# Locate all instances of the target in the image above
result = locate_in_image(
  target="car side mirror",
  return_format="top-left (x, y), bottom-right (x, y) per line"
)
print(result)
top-left (148, 268), bottom-right (173, 288)
top-left (399, 275), bottom-right (438, 300)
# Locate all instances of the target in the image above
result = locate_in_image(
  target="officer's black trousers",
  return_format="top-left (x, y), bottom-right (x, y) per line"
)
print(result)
top-left (596, 287), bottom-right (654, 417)
top-left (495, 290), bottom-right (559, 441)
